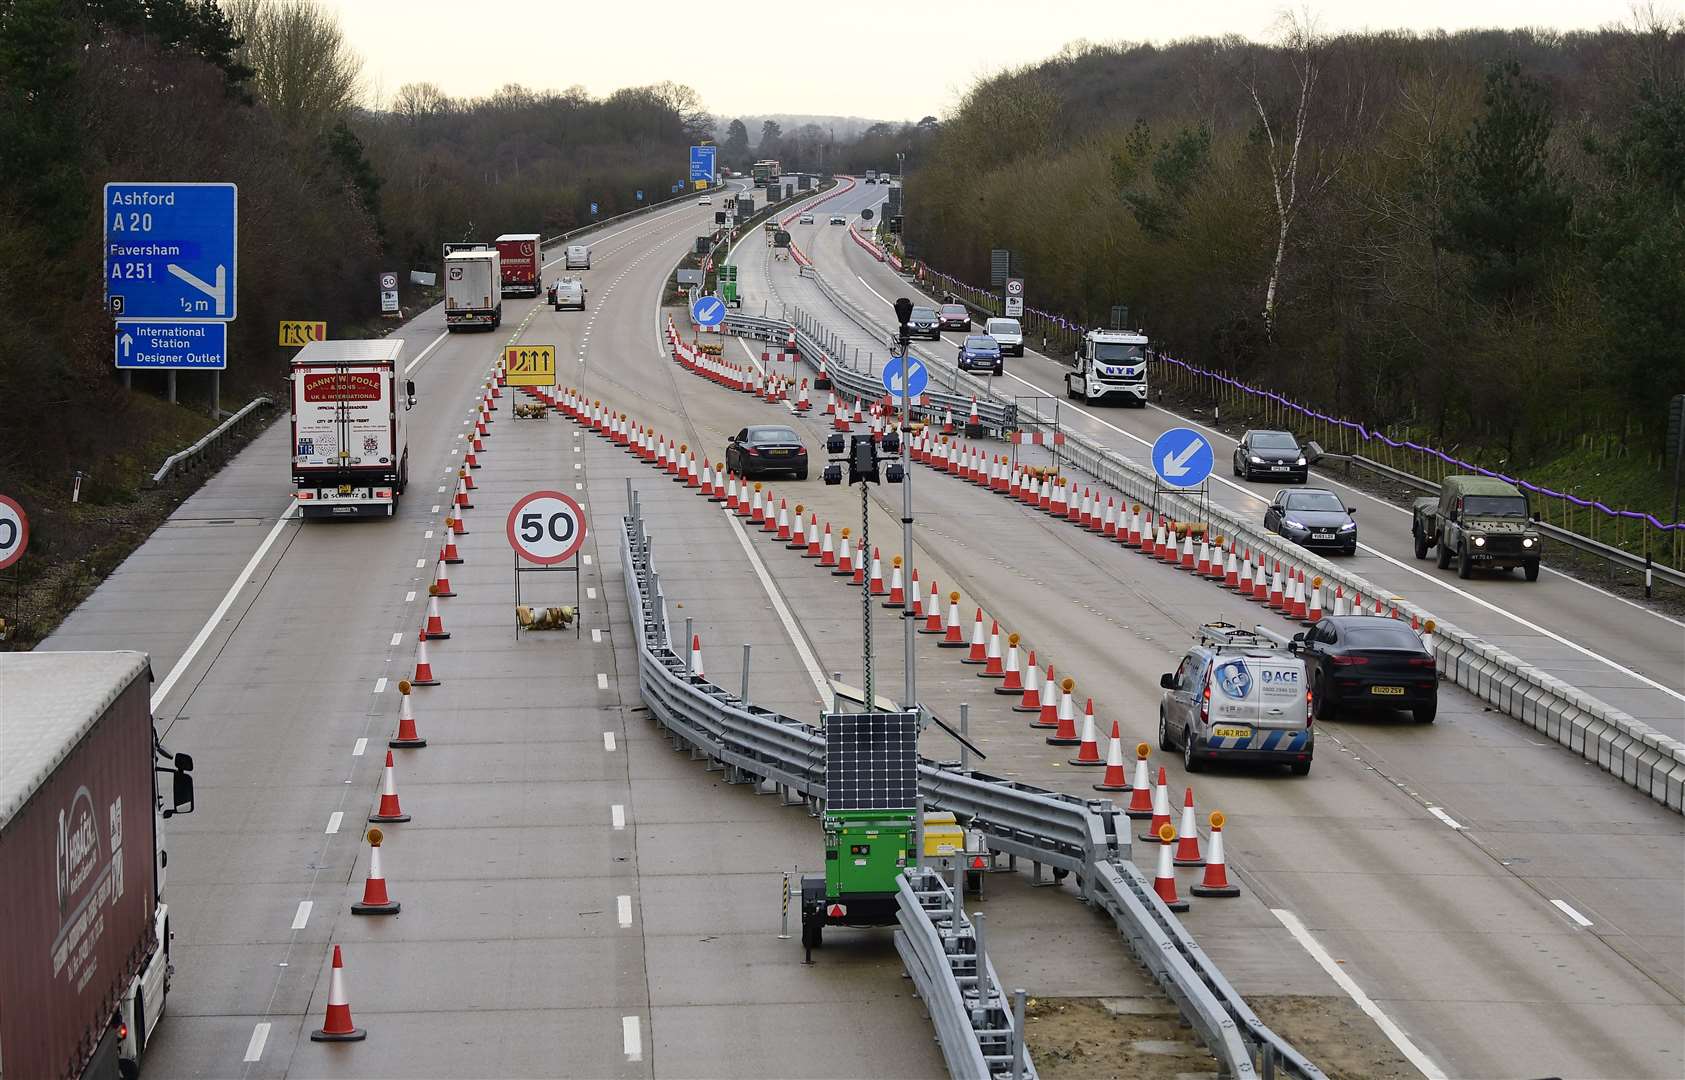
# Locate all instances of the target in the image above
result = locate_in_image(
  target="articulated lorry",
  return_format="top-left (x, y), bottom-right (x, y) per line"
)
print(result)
top-left (0, 652), bottom-right (196, 1079)
top-left (494, 233), bottom-right (542, 297)
top-left (444, 248), bottom-right (502, 330)
top-left (290, 339), bottom-right (414, 518)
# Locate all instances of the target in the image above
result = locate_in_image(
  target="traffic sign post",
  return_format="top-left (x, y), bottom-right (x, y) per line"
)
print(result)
top-left (503, 345), bottom-right (556, 387)
top-left (690, 145), bottom-right (717, 183)
top-left (279, 320), bottom-right (327, 347)
top-left (0, 494), bottom-right (28, 572)
top-left (1004, 277), bottom-right (1024, 318)
top-left (114, 321), bottom-right (227, 370)
top-left (379, 271), bottom-right (399, 317)
top-left (690, 295), bottom-right (726, 329)
top-left (104, 182), bottom-right (237, 321)
top-left (881, 355), bottom-right (928, 402)
top-left (508, 490), bottom-right (586, 640)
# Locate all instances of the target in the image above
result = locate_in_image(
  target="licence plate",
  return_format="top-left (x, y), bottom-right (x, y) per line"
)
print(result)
top-left (1212, 726), bottom-right (1252, 739)
top-left (1371, 685), bottom-right (1405, 696)
top-left (338, 484), bottom-right (353, 494)
top-left (1312, 532), bottom-right (1335, 541)
top-left (1271, 465), bottom-right (1289, 471)
top-left (768, 449), bottom-right (790, 456)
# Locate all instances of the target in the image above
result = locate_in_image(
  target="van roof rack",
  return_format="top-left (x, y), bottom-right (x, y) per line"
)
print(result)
top-left (1195, 621), bottom-right (1279, 652)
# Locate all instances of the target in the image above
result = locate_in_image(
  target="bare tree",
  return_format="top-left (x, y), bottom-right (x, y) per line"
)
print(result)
top-left (222, 0), bottom-right (362, 134)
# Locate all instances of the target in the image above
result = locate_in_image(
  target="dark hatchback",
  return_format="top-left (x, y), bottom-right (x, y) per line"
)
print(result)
top-left (726, 425), bottom-right (808, 480)
top-left (1291, 616), bottom-right (1438, 724)
top-left (1265, 488), bottom-right (1357, 554)
top-left (1234, 430), bottom-right (1308, 482)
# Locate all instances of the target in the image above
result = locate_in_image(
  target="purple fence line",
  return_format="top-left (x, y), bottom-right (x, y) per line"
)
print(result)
top-left (918, 265), bottom-right (1683, 532)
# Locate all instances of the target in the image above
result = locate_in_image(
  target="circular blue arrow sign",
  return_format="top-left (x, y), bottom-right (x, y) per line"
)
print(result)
top-left (1151, 427), bottom-right (1214, 488)
top-left (881, 355), bottom-right (929, 400)
top-left (691, 295), bottom-right (725, 328)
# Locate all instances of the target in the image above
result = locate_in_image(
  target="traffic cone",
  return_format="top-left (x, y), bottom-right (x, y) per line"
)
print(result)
top-left (454, 477), bottom-right (473, 510)
top-left (1031, 665), bottom-right (1059, 728)
top-left (788, 507), bottom-right (807, 550)
top-left (919, 580), bottom-right (945, 634)
top-left (1069, 699), bottom-right (1104, 765)
top-left (1046, 679), bottom-right (1080, 745)
top-left (1269, 565), bottom-right (1285, 609)
top-left (440, 533), bottom-right (462, 565)
top-left (938, 593), bottom-right (966, 647)
top-left (459, 466), bottom-right (476, 492)
top-left (1306, 577), bottom-right (1324, 624)
top-left (1152, 824), bottom-right (1189, 912)
top-left (410, 635), bottom-right (439, 687)
top-left (1014, 651), bottom-right (1042, 711)
top-left (962, 609), bottom-right (987, 663)
top-left (369, 751), bottom-right (410, 823)
top-left (1223, 545), bottom-right (1240, 588)
top-left (689, 634), bottom-right (705, 680)
top-left (868, 548), bottom-right (888, 596)
top-left (832, 530), bottom-right (853, 576)
top-left (724, 474), bottom-right (740, 511)
top-left (979, 622), bottom-right (1005, 678)
top-left (1094, 721), bottom-right (1131, 791)
top-left (882, 556), bottom-right (905, 607)
top-left (309, 945), bottom-right (366, 1042)
top-left (805, 515), bottom-right (822, 557)
top-left (764, 494), bottom-right (783, 534)
top-left (390, 681), bottom-right (426, 748)
top-left (1139, 767), bottom-right (1171, 841)
top-left (849, 544), bottom-right (866, 586)
top-left (1125, 745), bottom-right (1155, 817)
top-left (996, 633), bottom-right (1023, 693)
top-left (423, 595), bottom-right (449, 640)
top-left (1192, 811), bottom-right (1241, 897)
top-left (1181, 533), bottom-right (1196, 569)
top-left (909, 569), bottom-right (924, 617)
top-left (431, 560), bottom-right (455, 598)
top-left (1196, 537), bottom-right (1212, 576)
top-left (1173, 788), bottom-right (1206, 866)
top-left (819, 524), bottom-right (837, 566)
top-left (352, 827), bottom-right (401, 915)
top-left (750, 485), bottom-right (765, 523)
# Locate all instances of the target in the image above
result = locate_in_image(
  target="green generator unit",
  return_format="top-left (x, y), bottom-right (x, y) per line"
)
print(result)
top-left (718, 263), bottom-right (738, 307)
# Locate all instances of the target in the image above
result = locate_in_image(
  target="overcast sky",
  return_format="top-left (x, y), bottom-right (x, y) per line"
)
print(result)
top-left (332, 0), bottom-right (1646, 120)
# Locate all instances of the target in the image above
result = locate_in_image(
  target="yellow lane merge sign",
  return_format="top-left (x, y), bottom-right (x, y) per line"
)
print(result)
top-left (505, 344), bottom-right (556, 386)
top-left (279, 320), bottom-right (327, 346)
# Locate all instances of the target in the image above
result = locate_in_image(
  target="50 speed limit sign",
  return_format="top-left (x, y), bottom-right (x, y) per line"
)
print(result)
top-left (506, 490), bottom-right (586, 565)
top-left (0, 494), bottom-right (28, 571)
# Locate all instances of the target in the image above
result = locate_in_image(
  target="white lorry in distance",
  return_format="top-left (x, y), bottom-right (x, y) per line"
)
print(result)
top-left (1066, 328), bottom-right (1149, 406)
top-left (564, 244), bottom-right (591, 270)
top-left (444, 248), bottom-right (502, 330)
top-left (290, 339), bottom-right (414, 518)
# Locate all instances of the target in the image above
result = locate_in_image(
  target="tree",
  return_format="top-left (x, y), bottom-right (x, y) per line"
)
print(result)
top-left (758, 119), bottom-right (782, 159)
top-left (392, 81), bottom-right (448, 126)
top-left (222, 0), bottom-right (361, 134)
top-left (721, 118), bottom-right (750, 164)
top-left (651, 81), bottom-right (712, 141)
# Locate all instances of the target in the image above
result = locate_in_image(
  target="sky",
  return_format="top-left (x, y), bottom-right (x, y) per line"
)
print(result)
top-left (331, 0), bottom-right (1647, 120)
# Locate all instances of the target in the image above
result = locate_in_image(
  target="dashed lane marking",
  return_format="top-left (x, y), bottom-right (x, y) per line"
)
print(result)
top-left (325, 811), bottom-right (343, 835)
top-left (603, 732), bottom-right (617, 751)
top-left (243, 1023), bottom-right (270, 1063)
top-left (597, 672), bottom-right (610, 690)
top-left (290, 901), bottom-right (312, 930)
top-left (1551, 899), bottom-right (1594, 927)
top-left (611, 804), bottom-right (626, 830)
top-left (622, 1016), bottom-right (642, 1061)
top-left (618, 894), bottom-right (633, 927)
top-left (352, 738), bottom-right (367, 757)
top-left (373, 677), bottom-right (387, 695)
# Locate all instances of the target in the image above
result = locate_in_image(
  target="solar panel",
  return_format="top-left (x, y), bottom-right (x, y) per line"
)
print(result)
top-left (825, 711), bottom-right (919, 811)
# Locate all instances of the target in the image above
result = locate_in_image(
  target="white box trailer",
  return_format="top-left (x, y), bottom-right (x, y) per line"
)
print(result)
top-left (444, 248), bottom-right (502, 330)
top-left (290, 339), bottom-right (413, 518)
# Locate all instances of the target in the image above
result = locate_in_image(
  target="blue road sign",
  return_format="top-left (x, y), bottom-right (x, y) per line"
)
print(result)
top-left (690, 145), bottom-right (717, 182)
top-left (114, 320), bottom-right (227, 370)
top-left (691, 295), bottom-right (725, 328)
top-left (104, 182), bottom-right (237, 322)
top-left (590, 202), bottom-right (599, 216)
top-left (1151, 427), bottom-right (1214, 488)
top-left (636, 190), bottom-right (644, 201)
top-left (881, 355), bottom-right (929, 401)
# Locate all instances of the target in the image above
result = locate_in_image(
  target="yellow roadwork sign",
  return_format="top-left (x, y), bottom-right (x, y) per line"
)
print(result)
top-left (505, 344), bottom-right (556, 386)
top-left (278, 320), bottom-right (327, 346)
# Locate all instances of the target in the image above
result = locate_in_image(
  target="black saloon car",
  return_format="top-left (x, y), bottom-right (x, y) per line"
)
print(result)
top-left (1234, 430), bottom-right (1308, 482)
top-left (1264, 488), bottom-right (1357, 554)
top-left (726, 425), bottom-right (808, 480)
top-left (1291, 616), bottom-right (1438, 724)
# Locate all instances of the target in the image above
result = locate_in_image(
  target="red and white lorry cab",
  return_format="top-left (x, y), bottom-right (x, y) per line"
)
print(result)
top-left (495, 233), bottom-right (542, 297)
top-left (290, 339), bottom-right (415, 519)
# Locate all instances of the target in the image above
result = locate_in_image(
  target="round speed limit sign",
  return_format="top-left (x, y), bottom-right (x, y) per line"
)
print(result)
top-left (0, 494), bottom-right (28, 571)
top-left (507, 490), bottom-right (586, 565)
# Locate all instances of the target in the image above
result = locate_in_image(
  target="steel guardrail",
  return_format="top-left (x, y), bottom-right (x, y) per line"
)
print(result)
top-left (149, 395), bottom-right (274, 486)
top-left (541, 184), bottom-right (720, 249)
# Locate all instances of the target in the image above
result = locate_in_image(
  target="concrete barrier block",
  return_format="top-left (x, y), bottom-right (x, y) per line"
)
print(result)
top-left (1592, 721), bottom-right (1620, 772)
top-left (1566, 709), bottom-right (1594, 754)
top-left (1521, 684), bottom-right (1550, 734)
top-left (1492, 670), bottom-right (1523, 716)
top-left (1632, 745), bottom-right (1664, 800)
top-left (1662, 761), bottom-right (1685, 812)
top-left (1609, 730), bottom-right (1639, 784)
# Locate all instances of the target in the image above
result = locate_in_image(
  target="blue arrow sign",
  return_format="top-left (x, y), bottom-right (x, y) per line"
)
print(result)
top-left (104, 182), bottom-right (237, 322)
top-left (636, 190), bottom-right (644, 201)
top-left (690, 145), bottom-right (717, 182)
top-left (1151, 427), bottom-right (1214, 488)
top-left (114, 320), bottom-right (227, 370)
top-left (590, 202), bottom-right (599, 215)
top-left (691, 295), bottom-right (725, 328)
top-left (881, 355), bottom-right (929, 401)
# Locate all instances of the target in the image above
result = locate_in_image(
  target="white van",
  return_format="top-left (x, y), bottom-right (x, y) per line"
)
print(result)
top-left (985, 317), bottom-right (1023, 356)
top-left (1159, 622), bottom-right (1312, 774)
top-left (551, 276), bottom-right (586, 311)
top-left (564, 245), bottom-right (591, 270)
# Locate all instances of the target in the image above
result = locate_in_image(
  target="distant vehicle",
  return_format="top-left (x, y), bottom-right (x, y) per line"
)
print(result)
top-left (957, 334), bottom-right (1003, 375)
top-left (799, 212), bottom-right (815, 224)
top-left (1066, 328), bottom-right (1148, 405)
top-left (985, 317), bottom-right (1023, 356)
top-left (1234, 430), bottom-right (1307, 482)
top-left (1291, 615), bottom-right (1439, 724)
top-left (1411, 475), bottom-right (1543, 581)
top-left (550, 276), bottom-right (586, 311)
top-left (906, 305), bottom-right (941, 340)
top-left (291, 339), bottom-right (414, 518)
top-left (938, 303), bottom-right (971, 331)
top-left (698, 194), bottom-right (712, 205)
top-left (828, 215), bottom-right (846, 225)
top-left (1264, 488), bottom-right (1357, 554)
top-left (564, 244), bottom-right (591, 270)
top-left (865, 170), bottom-right (878, 184)
top-left (0, 651), bottom-right (196, 1080)
top-left (444, 248), bottom-right (502, 330)
top-left (494, 232), bottom-right (542, 297)
top-left (1159, 622), bottom-right (1312, 775)
top-left (726, 424), bottom-right (808, 480)
top-left (752, 159), bottom-right (782, 185)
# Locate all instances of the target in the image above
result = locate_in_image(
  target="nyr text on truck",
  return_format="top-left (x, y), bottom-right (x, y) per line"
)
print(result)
top-left (0, 652), bottom-right (195, 1079)
top-left (444, 248), bottom-right (502, 331)
top-left (290, 339), bottom-right (415, 518)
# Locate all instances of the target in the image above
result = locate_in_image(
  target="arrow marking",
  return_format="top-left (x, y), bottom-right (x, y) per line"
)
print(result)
top-left (167, 262), bottom-right (227, 316)
top-left (1160, 438), bottom-right (1205, 478)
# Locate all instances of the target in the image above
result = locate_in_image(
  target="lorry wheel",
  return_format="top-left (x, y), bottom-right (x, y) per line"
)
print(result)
top-left (1457, 544), bottom-right (1473, 579)
top-left (1523, 559), bottom-right (1540, 582)
top-left (1066, 380), bottom-right (1079, 401)
top-left (1435, 538), bottom-right (1452, 570)
top-left (1412, 528), bottom-right (1429, 560)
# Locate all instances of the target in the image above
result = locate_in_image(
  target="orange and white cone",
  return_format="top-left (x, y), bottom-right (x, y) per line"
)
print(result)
top-left (850, 544), bottom-right (867, 586)
top-left (1139, 766), bottom-right (1171, 841)
top-left (882, 556), bottom-right (905, 607)
top-left (962, 609), bottom-right (988, 663)
top-left (1046, 678), bottom-right (1080, 745)
top-left (996, 634), bottom-right (1023, 693)
top-left (773, 499), bottom-right (791, 539)
top-left (369, 750), bottom-right (410, 823)
top-left (1191, 811), bottom-right (1241, 897)
top-left (938, 593), bottom-right (966, 647)
top-left (833, 530), bottom-right (853, 577)
top-left (1152, 824), bottom-right (1189, 911)
top-left (788, 507), bottom-right (807, 549)
top-left (1125, 745), bottom-right (1155, 817)
top-left (1069, 698), bottom-right (1104, 765)
top-left (352, 828), bottom-right (401, 915)
top-left (919, 580), bottom-right (945, 634)
top-left (1031, 665), bottom-right (1059, 728)
top-left (440, 533), bottom-right (462, 565)
top-left (804, 515), bottom-right (822, 557)
top-left (410, 635), bottom-right (439, 687)
top-left (390, 680), bottom-right (426, 748)
top-left (909, 569), bottom-right (924, 616)
top-left (1014, 651), bottom-right (1042, 711)
top-left (764, 494), bottom-right (783, 535)
top-left (868, 548), bottom-right (888, 596)
top-left (819, 524), bottom-right (837, 566)
top-left (689, 634), bottom-right (705, 680)
top-left (1306, 578), bottom-right (1324, 623)
top-left (310, 945), bottom-right (366, 1042)
top-left (423, 595), bottom-right (449, 640)
top-left (431, 560), bottom-right (455, 598)
top-left (455, 477), bottom-right (473, 510)
top-left (1173, 788), bottom-right (1206, 866)
top-left (1093, 721), bottom-right (1130, 791)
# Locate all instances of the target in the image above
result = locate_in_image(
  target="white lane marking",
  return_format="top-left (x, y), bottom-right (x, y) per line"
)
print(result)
top-left (352, 738), bottom-right (367, 757)
top-left (403, 330), bottom-right (449, 374)
top-left (603, 731), bottom-right (617, 751)
top-left (389, 633), bottom-right (403, 646)
top-left (1272, 909), bottom-right (1446, 1079)
top-left (622, 1015), bottom-right (642, 1061)
top-left (373, 677), bottom-right (387, 695)
top-left (617, 894), bottom-right (633, 928)
top-left (291, 901), bottom-right (313, 930)
top-left (415, 558), bottom-right (427, 569)
top-left (597, 672), bottom-right (610, 690)
top-left (576, 482), bottom-right (584, 490)
top-left (243, 1022), bottom-right (271, 1063)
top-left (587, 587), bottom-right (597, 600)
top-left (1426, 806), bottom-right (1464, 830)
top-left (325, 811), bottom-right (343, 835)
top-left (1551, 899), bottom-right (1594, 927)
top-left (583, 554), bottom-right (593, 566)
top-left (725, 511), bottom-right (834, 708)
top-left (592, 628), bottom-right (603, 643)
top-left (736, 337), bottom-right (768, 377)
top-left (405, 590), bottom-right (417, 603)
top-left (611, 804), bottom-right (626, 829)
top-left (436, 485), bottom-right (446, 493)
top-left (575, 462), bottom-right (582, 470)
top-left (424, 529), bottom-right (434, 540)
top-left (430, 504), bottom-right (440, 513)
top-left (150, 502), bottom-right (297, 712)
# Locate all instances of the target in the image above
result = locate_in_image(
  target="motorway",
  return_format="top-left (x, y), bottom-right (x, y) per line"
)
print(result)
top-left (35, 176), bottom-right (1683, 1079)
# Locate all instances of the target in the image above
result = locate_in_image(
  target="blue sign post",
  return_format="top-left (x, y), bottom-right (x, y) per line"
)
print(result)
top-left (114, 321), bottom-right (227, 370)
top-left (881, 355), bottom-right (929, 401)
top-left (104, 182), bottom-right (237, 321)
top-left (690, 295), bottom-right (725, 328)
top-left (1151, 427), bottom-right (1214, 488)
top-left (690, 145), bottom-right (717, 183)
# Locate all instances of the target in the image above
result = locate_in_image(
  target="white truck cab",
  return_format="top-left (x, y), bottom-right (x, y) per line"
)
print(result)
top-left (1066, 328), bottom-right (1149, 406)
